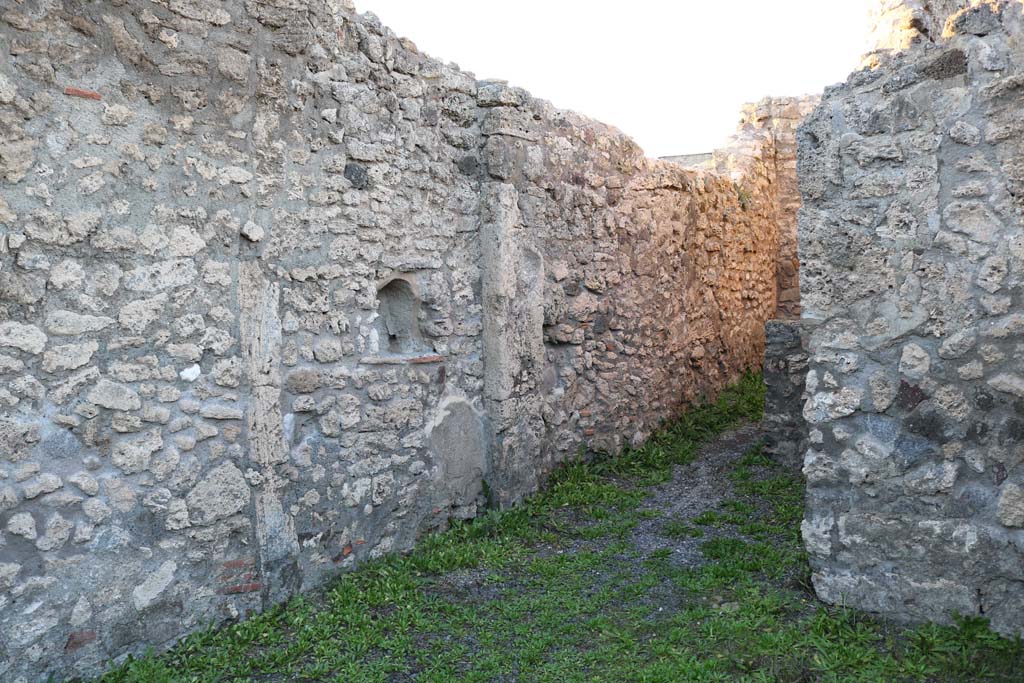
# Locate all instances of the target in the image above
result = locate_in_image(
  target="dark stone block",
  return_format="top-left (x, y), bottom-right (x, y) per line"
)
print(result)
top-left (905, 408), bottom-right (950, 444)
top-left (896, 380), bottom-right (928, 411)
top-left (894, 432), bottom-right (939, 471)
top-left (975, 388), bottom-right (996, 411)
top-left (947, 4), bottom-right (1002, 37)
top-left (457, 155), bottom-right (479, 176)
top-left (762, 319), bottom-right (809, 470)
top-left (344, 163), bottom-right (370, 189)
top-left (922, 49), bottom-right (968, 80)
top-left (1000, 418), bottom-right (1024, 445)
top-left (965, 421), bottom-right (990, 444)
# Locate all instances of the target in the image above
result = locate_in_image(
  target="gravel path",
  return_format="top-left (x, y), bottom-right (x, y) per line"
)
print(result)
top-left (632, 423), bottom-right (762, 565)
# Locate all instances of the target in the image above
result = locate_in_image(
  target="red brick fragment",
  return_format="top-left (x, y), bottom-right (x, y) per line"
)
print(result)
top-left (219, 582), bottom-right (262, 595)
top-left (65, 630), bottom-right (98, 652)
top-left (408, 355), bottom-right (445, 364)
top-left (63, 86), bottom-right (102, 101)
top-left (332, 544), bottom-right (354, 563)
top-left (222, 558), bottom-right (255, 570)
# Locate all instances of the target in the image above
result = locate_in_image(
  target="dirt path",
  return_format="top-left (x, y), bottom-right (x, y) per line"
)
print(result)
top-left (632, 423), bottom-right (763, 566)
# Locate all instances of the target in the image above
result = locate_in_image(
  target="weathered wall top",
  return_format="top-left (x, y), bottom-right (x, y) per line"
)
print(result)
top-left (864, 0), bottom-right (1019, 62)
top-left (867, 0), bottom-right (970, 53)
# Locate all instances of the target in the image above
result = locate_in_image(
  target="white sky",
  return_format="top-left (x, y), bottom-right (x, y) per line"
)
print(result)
top-left (358, 1), bottom-right (872, 157)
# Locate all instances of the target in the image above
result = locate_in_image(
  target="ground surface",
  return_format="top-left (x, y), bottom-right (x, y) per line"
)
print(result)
top-left (99, 375), bottom-right (1023, 683)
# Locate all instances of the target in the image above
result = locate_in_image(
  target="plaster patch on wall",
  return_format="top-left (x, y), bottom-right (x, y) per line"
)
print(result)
top-left (427, 396), bottom-right (489, 515)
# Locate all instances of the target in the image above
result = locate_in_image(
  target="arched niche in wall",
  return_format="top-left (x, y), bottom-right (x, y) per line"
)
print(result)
top-left (375, 277), bottom-right (429, 355)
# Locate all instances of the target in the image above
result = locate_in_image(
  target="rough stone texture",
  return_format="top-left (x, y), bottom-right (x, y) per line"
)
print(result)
top-left (0, 1), bottom-right (799, 680)
top-left (718, 97), bottom-right (820, 319)
top-left (866, 0), bottom-right (972, 56)
top-left (663, 96), bottom-right (818, 320)
top-left (799, 0), bottom-right (1024, 636)
top-left (478, 93), bottom-right (794, 508)
top-left (762, 320), bottom-right (809, 470)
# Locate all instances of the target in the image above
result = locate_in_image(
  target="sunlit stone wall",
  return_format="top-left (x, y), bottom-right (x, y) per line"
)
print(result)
top-left (726, 97), bottom-right (819, 319)
top-left (0, 1), bottom-right (798, 679)
top-left (865, 0), bottom-right (973, 55)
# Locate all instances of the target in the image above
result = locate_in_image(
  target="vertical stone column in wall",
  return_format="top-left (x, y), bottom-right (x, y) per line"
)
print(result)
top-left (480, 183), bottom-right (546, 506)
top-left (239, 262), bottom-right (299, 604)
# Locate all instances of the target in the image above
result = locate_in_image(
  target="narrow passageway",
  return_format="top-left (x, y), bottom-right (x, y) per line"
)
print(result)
top-left (100, 377), bottom-right (1023, 682)
top-left (5, 1), bottom-right (1024, 679)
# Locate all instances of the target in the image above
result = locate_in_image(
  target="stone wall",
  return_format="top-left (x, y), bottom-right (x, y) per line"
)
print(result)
top-left (798, 0), bottom-right (1024, 635)
top-left (762, 320), bottom-right (809, 470)
top-left (0, 2), bottom-right (795, 680)
top-left (865, 0), bottom-right (972, 55)
top-left (717, 97), bottom-right (819, 319)
top-left (478, 91), bottom-right (800, 503)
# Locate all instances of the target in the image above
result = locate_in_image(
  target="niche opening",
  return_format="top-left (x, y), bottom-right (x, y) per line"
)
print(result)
top-left (376, 278), bottom-right (427, 355)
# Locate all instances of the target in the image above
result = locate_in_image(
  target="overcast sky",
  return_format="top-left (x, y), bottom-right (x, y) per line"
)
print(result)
top-left (358, 1), bottom-right (871, 157)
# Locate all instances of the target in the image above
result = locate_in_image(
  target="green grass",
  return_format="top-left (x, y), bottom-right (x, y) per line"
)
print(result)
top-left (661, 520), bottom-right (704, 539)
top-left (97, 372), bottom-right (1023, 683)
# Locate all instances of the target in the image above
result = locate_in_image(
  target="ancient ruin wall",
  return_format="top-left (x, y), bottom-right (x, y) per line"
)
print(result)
top-left (798, 0), bottom-right (1024, 634)
top-left (762, 319), bottom-right (810, 469)
top-left (719, 97), bottom-right (819, 320)
top-left (0, 3), bottom-right (491, 679)
top-left (0, 2), bottom-right (792, 679)
top-left (660, 96), bottom-right (818, 320)
top-left (478, 90), bottom-right (806, 502)
top-left (865, 0), bottom-right (972, 54)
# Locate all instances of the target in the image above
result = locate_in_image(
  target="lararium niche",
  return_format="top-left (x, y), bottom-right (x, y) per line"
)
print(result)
top-left (373, 277), bottom-right (431, 357)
